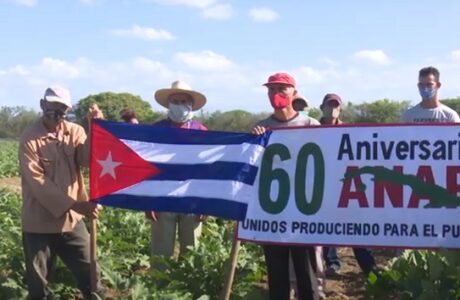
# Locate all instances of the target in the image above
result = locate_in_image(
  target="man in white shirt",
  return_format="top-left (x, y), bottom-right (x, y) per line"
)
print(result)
top-left (401, 66), bottom-right (460, 123)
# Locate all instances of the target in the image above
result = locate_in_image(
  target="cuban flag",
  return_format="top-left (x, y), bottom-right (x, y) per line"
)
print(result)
top-left (90, 119), bottom-right (270, 220)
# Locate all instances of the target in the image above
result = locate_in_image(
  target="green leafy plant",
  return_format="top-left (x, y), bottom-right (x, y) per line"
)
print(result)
top-left (366, 250), bottom-right (460, 300)
top-left (0, 141), bottom-right (20, 178)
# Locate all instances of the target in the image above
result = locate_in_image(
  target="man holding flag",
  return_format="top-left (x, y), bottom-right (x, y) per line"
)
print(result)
top-left (253, 73), bottom-right (320, 300)
top-left (19, 86), bottom-right (104, 300)
top-left (146, 80), bottom-right (208, 266)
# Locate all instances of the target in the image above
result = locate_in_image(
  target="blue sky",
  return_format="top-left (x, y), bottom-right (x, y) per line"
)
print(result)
top-left (1, 0), bottom-right (460, 113)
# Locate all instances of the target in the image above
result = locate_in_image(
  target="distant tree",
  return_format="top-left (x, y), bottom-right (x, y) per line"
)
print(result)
top-left (0, 106), bottom-right (40, 139)
top-left (441, 97), bottom-right (460, 113)
top-left (74, 92), bottom-right (161, 128)
top-left (197, 110), bottom-right (270, 132)
top-left (308, 108), bottom-right (321, 121)
top-left (349, 99), bottom-right (411, 123)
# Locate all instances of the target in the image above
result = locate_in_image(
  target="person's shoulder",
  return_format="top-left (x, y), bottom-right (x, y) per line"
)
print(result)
top-left (405, 103), bottom-right (422, 112)
top-left (19, 119), bottom-right (43, 142)
top-left (153, 119), bottom-right (170, 126)
top-left (296, 113), bottom-right (320, 125)
top-left (190, 120), bottom-right (207, 130)
top-left (439, 104), bottom-right (460, 121)
top-left (400, 103), bottom-right (421, 120)
top-left (255, 116), bottom-right (273, 127)
top-left (439, 103), bottom-right (458, 114)
top-left (63, 120), bottom-right (85, 135)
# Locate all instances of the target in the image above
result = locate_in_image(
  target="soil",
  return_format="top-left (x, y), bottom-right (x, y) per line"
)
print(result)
top-left (322, 247), bottom-right (393, 300)
top-left (0, 177), bottom-right (393, 299)
top-left (0, 176), bottom-right (21, 194)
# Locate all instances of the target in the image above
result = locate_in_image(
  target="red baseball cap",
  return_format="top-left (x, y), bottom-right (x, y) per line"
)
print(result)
top-left (263, 72), bottom-right (296, 87)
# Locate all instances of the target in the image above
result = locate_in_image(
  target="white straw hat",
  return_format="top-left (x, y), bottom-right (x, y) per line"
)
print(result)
top-left (154, 80), bottom-right (206, 111)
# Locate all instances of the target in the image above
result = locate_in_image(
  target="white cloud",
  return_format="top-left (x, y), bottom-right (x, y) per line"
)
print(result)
top-left (8, 65), bottom-right (30, 76)
top-left (352, 50), bottom-right (391, 65)
top-left (132, 57), bottom-right (173, 78)
top-left (248, 7), bottom-right (278, 22)
top-left (318, 57), bottom-right (339, 67)
top-left (175, 50), bottom-right (235, 71)
top-left (451, 50), bottom-right (460, 62)
top-left (39, 57), bottom-right (81, 79)
top-left (5, 54), bottom-right (460, 114)
top-left (296, 67), bottom-right (324, 84)
top-left (80, 0), bottom-right (96, 4)
top-left (201, 3), bottom-right (234, 20)
top-left (7, 0), bottom-right (37, 6)
top-left (111, 25), bottom-right (174, 41)
top-left (146, 0), bottom-right (216, 8)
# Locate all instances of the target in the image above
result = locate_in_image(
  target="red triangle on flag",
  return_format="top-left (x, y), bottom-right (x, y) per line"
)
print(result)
top-left (90, 122), bottom-right (160, 199)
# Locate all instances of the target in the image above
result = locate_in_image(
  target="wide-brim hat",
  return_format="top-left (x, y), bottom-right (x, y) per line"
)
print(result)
top-left (154, 80), bottom-right (207, 111)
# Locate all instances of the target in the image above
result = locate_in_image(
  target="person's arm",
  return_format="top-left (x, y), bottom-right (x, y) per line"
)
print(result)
top-left (75, 125), bottom-right (89, 167)
top-left (76, 104), bottom-right (105, 168)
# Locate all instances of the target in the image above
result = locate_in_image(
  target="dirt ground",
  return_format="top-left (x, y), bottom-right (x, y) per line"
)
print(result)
top-left (1, 177), bottom-right (392, 299)
top-left (0, 176), bottom-right (21, 194)
top-left (322, 247), bottom-right (392, 300)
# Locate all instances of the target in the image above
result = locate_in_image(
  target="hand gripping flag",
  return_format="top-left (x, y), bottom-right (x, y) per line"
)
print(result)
top-left (90, 119), bottom-right (270, 220)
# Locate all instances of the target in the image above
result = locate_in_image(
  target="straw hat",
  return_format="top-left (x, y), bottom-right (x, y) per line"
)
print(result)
top-left (154, 80), bottom-right (207, 111)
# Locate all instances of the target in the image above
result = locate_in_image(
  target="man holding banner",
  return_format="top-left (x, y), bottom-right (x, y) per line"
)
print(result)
top-left (401, 66), bottom-right (460, 123)
top-left (319, 93), bottom-right (377, 277)
top-left (253, 72), bottom-right (320, 300)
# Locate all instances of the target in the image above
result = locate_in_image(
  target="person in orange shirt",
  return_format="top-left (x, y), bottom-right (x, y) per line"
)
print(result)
top-left (19, 85), bottom-right (104, 300)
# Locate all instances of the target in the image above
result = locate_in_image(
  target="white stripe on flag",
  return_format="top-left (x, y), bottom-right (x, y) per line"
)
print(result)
top-left (113, 179), bottom-right (254, 202)
top-left (120, 139), bottom-right (265, 165)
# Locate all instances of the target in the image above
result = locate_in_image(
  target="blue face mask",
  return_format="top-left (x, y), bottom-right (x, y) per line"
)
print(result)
top-left (419, 86), bottom-right (436, 100)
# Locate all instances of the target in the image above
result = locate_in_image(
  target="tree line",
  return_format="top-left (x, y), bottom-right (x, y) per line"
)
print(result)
top-left (2, 92), bottom-right (460, 139)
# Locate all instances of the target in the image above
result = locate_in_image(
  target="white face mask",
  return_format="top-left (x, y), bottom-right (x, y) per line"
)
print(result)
top-left (322, 106), bottom-right (340, 119)
top-left (168, 103), bottom-right (193, 123)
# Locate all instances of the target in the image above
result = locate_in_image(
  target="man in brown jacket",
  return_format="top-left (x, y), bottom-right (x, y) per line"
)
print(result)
top-left (19, 85), bottom-right (103, 300)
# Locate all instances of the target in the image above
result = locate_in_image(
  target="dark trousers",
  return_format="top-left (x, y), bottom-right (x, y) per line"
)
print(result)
top-left (22, 221), bottom-right (101, 300)
top-left (263, 245), bottom-right (318, 300)
top-left (323, 247), bottom-right (376, 274)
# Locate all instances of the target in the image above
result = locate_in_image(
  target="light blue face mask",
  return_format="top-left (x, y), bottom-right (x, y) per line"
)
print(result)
top-left (168, 103), bottom-right (193, 123)
top-left (419, 86), bottom-right (436, 100)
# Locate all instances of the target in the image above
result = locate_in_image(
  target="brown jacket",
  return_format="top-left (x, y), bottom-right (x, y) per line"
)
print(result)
top-left (19, 119), bottom-right (89, 233)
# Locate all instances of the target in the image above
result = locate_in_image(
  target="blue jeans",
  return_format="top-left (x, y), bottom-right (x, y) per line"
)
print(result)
top-left (323, 247), bottom-right (376, 274)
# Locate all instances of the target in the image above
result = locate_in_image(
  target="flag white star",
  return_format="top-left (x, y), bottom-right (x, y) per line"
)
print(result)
top-left (97, 151), bottom-right (122, 179)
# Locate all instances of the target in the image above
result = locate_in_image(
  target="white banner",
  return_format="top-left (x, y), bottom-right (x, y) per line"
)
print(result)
top-left (237, 124), bottom-right (460, 249)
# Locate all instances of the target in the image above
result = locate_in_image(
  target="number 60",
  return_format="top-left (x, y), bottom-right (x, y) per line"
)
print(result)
top-left (258, 143), bottom-right (325, 215)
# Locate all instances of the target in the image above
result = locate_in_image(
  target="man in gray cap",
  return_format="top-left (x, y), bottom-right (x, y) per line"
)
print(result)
top-left (19, 85), bottom-right (104, 299)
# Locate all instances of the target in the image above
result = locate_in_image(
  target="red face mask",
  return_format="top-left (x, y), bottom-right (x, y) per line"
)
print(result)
top-left (269, 93), bottom-right (290, 109)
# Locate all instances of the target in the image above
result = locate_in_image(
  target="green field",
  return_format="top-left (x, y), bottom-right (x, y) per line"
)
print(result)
top-left (2, 140), bottom-right (460, 300)
top-left (0, 140), bottom-right (267, 300)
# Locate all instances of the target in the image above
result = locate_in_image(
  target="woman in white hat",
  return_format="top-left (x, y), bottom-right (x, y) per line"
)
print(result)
top-left (146, 80), bottom-right (207, 268)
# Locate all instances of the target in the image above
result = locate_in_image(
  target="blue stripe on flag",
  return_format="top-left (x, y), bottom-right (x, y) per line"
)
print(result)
top-left (95, 194), bottom-right (248, 220)
top-left (94, 119), bottom-right (270, 146)
top-left (149, 162), bottom-right (258, 185)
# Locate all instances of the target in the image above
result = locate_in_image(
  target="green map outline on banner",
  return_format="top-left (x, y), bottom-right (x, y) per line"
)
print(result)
top-left (343, 166), bottom-right (460, 208)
